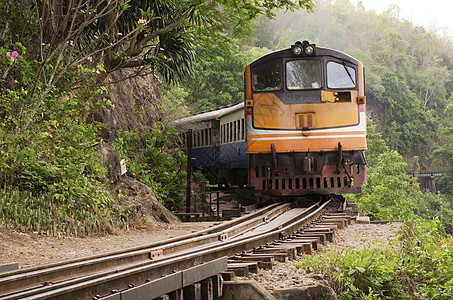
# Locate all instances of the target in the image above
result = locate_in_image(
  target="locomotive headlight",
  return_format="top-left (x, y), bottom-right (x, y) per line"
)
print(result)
top-left (292, 45), bottom-right (303, 55)
top-left (292, 41), bottom-right (316, 56)
top-left (304, 45), bottom-right (315, 55)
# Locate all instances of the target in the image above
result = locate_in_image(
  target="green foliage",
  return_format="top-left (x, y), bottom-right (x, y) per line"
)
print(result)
top-left (12, 0), bottom-right (315, 86)
top-left (365, 118), bottom-right (389, 171)
top-left (296, 220), bottom-right (453, 299)
top-left (160, 84), bottom-right (190, 122)
top-left (112, 125), bottom-right (187, 211)
top-left (417, 191), bottom-right (453, 234)
top-left (433, 101), bottom-right (453, 195)
top-left (398, 219), bottom-right (453, 299)
top-left (351, 135), bottom-right (453, 232)
top-left (351, 151), bottom-right (421, 220)
top-left (0, 0), bottom-right (38, 45)
top-left (0, 187), bottom-right (125, 236)
top-left (193, 170), bottom-right (209, 192)
top-left (380, 73), bottom-right (438, 156)
top-left (244, 46), bottom-right (274, 62)
top-left (182, 36), bottom-right (253, 111)
top-left (437, 168), bottom-right (453, 196)
top-left (0, 43), bottom-right (126, 236)
top-left (298, 244), bottom-right (400, 299)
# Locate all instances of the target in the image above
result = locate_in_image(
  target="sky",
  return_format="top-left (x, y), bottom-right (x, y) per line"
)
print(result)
top-left (353, 0), bottom-right (453, 37)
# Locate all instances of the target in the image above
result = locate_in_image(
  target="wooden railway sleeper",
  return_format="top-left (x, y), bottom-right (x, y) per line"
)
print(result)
top-left (228, 214), bottom-right (351, 284)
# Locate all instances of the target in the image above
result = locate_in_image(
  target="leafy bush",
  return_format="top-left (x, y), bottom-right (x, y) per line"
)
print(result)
top-left (350, 146), bottom-right (453, 232)
top-left (0, 43), bottom-right (126, 236)
top-left (350, 150), bottom-right (421, 221)
top-left (0, 188), bottom-right (125, 236)
top-left (296, 220), bottom-right (453, 299)
top-left (400, 220), bottom-right (453, 299)
top-left (298, 244), bottom-right (400, 299)
top-left (113, 124), bottom-right (187, 211)
top-left (364, 118), bottom-right (389, 172)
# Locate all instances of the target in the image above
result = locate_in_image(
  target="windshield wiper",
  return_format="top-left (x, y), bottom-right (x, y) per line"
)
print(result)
top-left (342, 62), bottom-right (355, 86)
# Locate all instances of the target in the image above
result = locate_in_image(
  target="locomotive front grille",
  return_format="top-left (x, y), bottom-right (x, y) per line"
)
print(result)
top-left (251, 161), bottom-right (365, 195)
top-left (260, 175), bottom-right (350, 190)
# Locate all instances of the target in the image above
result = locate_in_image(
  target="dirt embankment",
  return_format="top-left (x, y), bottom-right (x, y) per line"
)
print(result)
top-left (0, 222), bottom-right (217, 268)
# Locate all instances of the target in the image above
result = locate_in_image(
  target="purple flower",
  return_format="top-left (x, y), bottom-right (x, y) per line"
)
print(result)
top-left (6, 52), bottom-right (10, 57)
top-left (11, 51), bottom-right (18, 59)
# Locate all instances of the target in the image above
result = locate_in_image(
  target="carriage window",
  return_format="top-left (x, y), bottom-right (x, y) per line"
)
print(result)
top-left (327, 61), bottom-right (356, 89)
top-left (226, 123), bottom-right (230, 143)
top-left (252, 62), bottom-right (281, 92)
top-left (286, 60), bottom-right (321, 90)
top-left (208, 128), bottom-right (212, 145)
top-left (241, 118), bottom-right (245, 140)
top-left (233, 121), bottom-right (237, 141)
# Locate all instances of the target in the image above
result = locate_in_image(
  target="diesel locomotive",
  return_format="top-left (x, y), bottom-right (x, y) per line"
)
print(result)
top-left (175, 41), bottom-right (367, 197)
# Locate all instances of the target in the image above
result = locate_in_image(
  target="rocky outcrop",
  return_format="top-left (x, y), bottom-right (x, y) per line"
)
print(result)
top-left (111, 176), bottom-right (180, 225)
top-left (95, 143), bottom-right (121, 183)
top-left (90, 69), bottom-right (181, 226)
top-left (89, 68), bottom-right (163, 141)
top-left (96, 142), bottom-right (180, 225)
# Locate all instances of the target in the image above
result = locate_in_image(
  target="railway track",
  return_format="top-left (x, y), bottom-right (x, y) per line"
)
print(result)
top-left (0, 198), bottom-right (347, 300)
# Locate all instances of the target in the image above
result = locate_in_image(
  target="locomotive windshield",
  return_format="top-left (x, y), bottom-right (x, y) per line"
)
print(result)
top-left (251, 58), bottom-right (357, 93)
top-left (327, 61), bottom-right (356, 88)
top-left (286, 60), bottom-right (321, 90)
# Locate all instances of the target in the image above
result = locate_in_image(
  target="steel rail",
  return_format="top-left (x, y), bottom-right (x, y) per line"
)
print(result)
top-left (0, 202), bottom-right (291, 296)
top-left (1, 200), bottom-right (330, 300)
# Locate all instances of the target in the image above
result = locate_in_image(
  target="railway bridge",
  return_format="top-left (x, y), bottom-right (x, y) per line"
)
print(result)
top-left (407, 172), bottom-right (444, 193)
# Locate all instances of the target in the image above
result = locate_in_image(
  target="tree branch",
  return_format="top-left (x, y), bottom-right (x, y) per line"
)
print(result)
top-left (126, 13), bottom-right (189, 57)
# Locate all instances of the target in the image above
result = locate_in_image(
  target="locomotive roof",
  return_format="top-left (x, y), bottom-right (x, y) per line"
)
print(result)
top-left (249, 45), bottom-right (359, 68)
top-left (173, 102), bottom-right (244, 125)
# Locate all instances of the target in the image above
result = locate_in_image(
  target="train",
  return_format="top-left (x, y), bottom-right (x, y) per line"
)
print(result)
top-left (174, 41), bottom-right (367, 198)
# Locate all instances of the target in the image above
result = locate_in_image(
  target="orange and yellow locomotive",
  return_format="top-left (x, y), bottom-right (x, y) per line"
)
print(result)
top-left (245, 41), bottom-right (367, 196)
top-left (176, 41), bottom-right (367, 197)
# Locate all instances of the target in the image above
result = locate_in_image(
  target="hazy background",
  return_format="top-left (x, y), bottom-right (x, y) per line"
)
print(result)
top-left (354, 0), bottom-right (453, 36)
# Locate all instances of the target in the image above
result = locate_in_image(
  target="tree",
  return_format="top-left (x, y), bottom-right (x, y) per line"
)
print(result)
top-left (183, 36), bottom-right (252, 112)
top-left (380, 73), bottom-right (438, 158)
top-left (352, 151), bottom-right (421, 220)
top-left (31, 0), bottom-right (315, 82)
top-left (411, 60), bottom-right (450, 110)
top-left (365, 118), bottom-right (389, 171)
top-left (433, 100), bottom-right (453, 195)
top-left (0, 0), bottom-right (315, 128)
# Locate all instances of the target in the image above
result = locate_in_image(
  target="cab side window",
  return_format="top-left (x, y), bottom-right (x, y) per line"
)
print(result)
top-left (327, 61), bottom-right (356, 89)
top-left (252, 62), bottom-right (281, 92)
